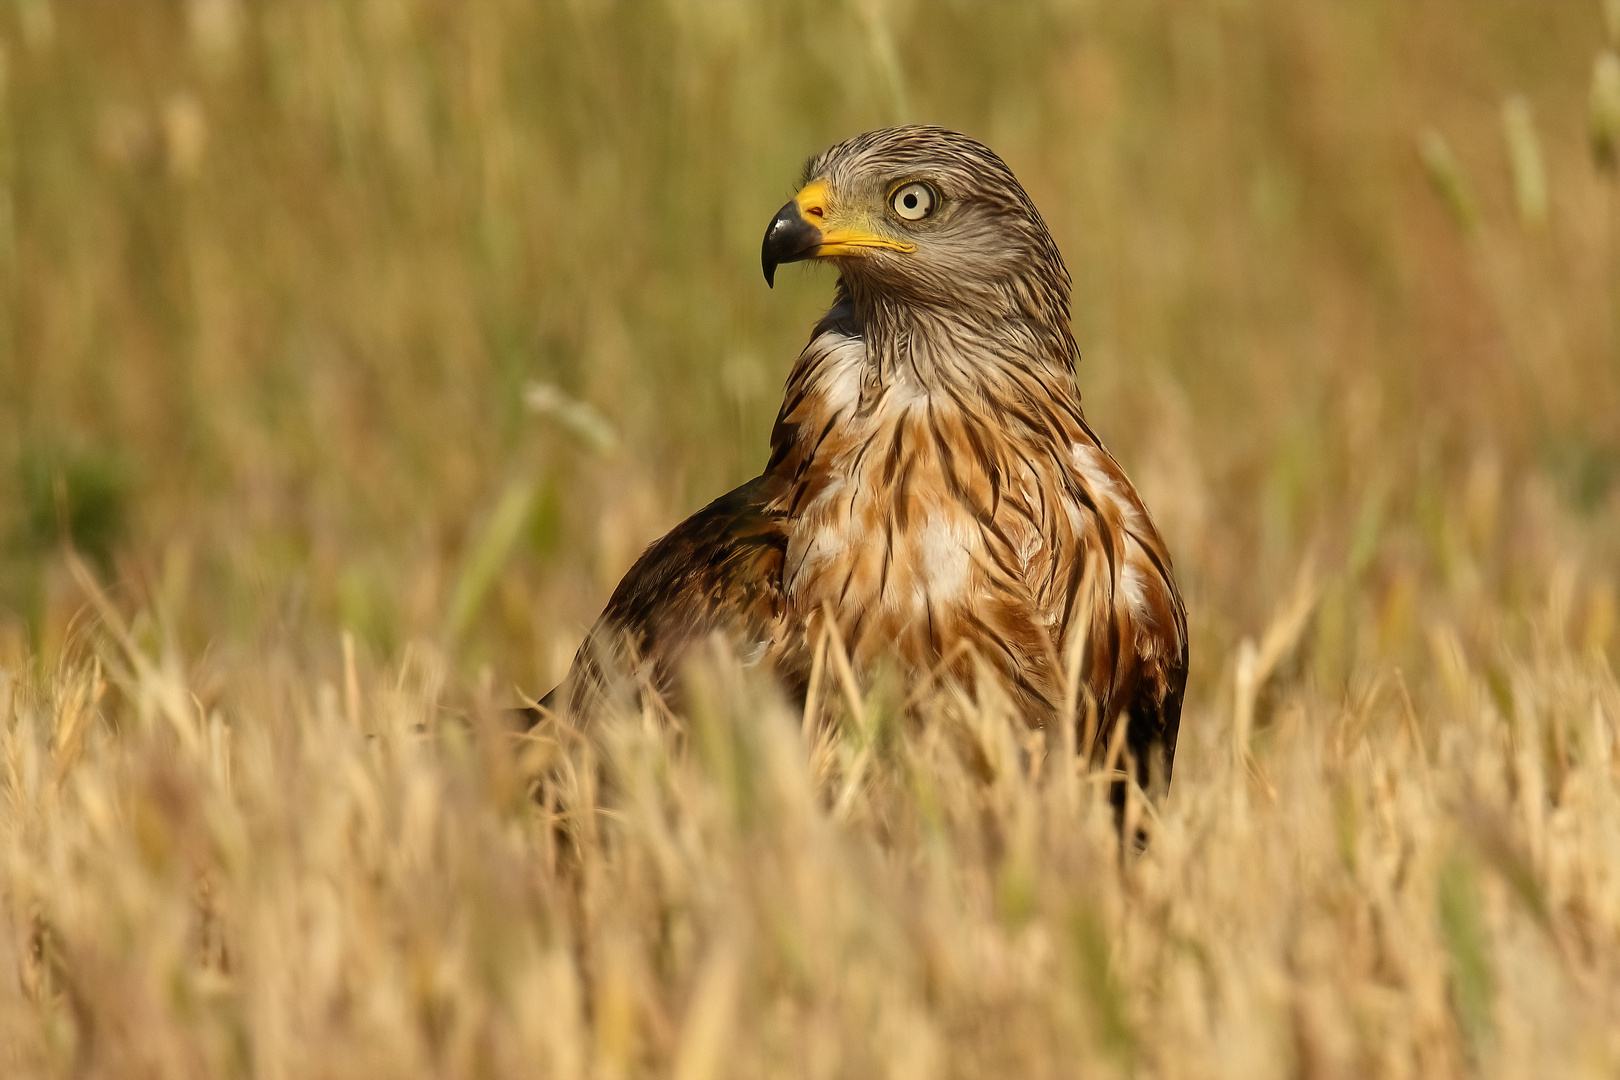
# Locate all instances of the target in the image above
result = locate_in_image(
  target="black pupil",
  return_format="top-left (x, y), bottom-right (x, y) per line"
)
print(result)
top-left (904, 193), bottom-right (918, 209)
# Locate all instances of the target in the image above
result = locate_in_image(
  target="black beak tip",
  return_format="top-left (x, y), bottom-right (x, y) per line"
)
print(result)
top-left (761, 199), bottom-right (819, 291)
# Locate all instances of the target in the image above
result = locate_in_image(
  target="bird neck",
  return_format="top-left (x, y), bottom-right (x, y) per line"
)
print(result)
top-left (838, 278), bottom-right (1083, 398)
top-left (765, 280), bottom-right (1105, 537)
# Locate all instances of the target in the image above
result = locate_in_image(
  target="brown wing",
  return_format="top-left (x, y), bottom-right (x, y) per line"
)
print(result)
top-left (1113, 583), bottom-right (1188, 800)
top-left (538, 474), bottom-right (791, 722)
top-left (1070, 448), bottom-right (1187, 808)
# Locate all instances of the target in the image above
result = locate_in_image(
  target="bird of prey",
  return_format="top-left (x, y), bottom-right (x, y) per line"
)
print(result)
top-left (541, 126), bottom-right (1187, 792)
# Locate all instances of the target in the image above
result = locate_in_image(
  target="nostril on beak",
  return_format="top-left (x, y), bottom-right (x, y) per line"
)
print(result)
top-left (762, 199), bottom-right (825, 288)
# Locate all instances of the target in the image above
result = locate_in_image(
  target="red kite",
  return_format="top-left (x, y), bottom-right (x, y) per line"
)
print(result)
top-left (542, 127), bottom-right (1187, 792)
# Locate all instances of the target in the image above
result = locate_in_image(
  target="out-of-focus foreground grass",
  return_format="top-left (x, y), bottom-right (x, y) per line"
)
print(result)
top-left (2, 0), bottom-right (1619, 1076)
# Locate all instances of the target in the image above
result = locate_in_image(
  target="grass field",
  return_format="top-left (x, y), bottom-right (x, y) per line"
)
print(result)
top-left (3, 1), bottom-right (1620, 1076)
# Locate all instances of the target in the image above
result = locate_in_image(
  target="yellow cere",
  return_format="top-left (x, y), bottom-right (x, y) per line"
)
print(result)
top-left (795, 178), bottom-right (916, 257)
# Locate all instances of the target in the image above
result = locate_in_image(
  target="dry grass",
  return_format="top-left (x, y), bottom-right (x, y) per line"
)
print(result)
top-left (3, 1), bottom-right (1620, 1076)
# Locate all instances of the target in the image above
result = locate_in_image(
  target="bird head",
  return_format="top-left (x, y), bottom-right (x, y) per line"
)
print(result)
top-left (761, 126), bottom-right (1071, 323)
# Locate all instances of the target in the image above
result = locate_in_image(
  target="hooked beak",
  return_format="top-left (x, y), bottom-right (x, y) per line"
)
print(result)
top-left (761, 180), bottom-right (916, 288)
top-left (761, 198), bottom-right (821, 288)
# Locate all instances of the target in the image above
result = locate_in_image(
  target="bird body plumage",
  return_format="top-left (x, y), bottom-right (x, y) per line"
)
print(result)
top-left (547, 127), bottom-right (1187, 789)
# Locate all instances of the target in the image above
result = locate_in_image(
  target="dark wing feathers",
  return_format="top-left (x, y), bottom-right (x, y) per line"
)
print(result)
top-left (542, 475), bottom-right (789, 719)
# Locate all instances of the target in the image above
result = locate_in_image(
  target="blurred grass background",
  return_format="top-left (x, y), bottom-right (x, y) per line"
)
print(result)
top-left (3, 1), bottom-right (1620, 1075)
top-left (2, 0), bottom-right (1614, 698)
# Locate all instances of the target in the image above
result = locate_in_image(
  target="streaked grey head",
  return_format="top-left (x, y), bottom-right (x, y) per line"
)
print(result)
top-left (761, 126), bottom-right (1072, 327)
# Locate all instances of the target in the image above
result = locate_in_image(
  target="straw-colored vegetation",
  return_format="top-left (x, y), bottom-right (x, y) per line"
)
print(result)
top-left (2, 1), bottom-right (1619, 1076)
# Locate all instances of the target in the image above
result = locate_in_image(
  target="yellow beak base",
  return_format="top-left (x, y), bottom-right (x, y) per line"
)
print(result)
top-left (761, 180), bottom-right (915, 286)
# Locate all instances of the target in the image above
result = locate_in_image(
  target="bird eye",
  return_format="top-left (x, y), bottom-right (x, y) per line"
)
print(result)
top-left (890, 182), bottom-right (936, 221)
